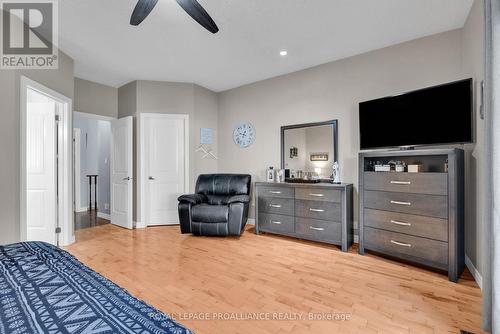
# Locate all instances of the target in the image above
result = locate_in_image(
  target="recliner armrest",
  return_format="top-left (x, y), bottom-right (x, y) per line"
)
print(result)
top-left (227, 195), bottom-right (250, 204)
top-left (178, 194), bottom-right (207, 204)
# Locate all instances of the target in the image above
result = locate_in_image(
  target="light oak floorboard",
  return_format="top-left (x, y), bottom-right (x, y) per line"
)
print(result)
top-left (65, 224), bottom-right (484, 334)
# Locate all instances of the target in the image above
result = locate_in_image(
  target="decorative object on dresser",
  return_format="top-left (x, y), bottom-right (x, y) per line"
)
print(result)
top-left (255, 182), bottom-right (353, 251)
top-left (358, 148), bottom-right (465, 282)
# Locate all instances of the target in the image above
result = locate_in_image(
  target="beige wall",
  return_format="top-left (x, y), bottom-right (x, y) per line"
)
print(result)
top-left (461, 0), bottom-right (485, 276)
top-left (218, 30), bottom-right (464, 225)
top-left (74, 78), bottom-right (118, 118)
top-left (0, 51), bottom-right (74, 245)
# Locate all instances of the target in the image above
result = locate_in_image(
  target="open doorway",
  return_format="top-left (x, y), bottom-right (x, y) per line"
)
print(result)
top-left (73, 112), bottom-right (113, 231)
top-left (21, 77), bottom-right (73, 247)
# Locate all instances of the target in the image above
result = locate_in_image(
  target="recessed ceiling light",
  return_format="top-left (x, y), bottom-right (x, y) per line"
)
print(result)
top-left (280, 50), bottom-right (288, 56)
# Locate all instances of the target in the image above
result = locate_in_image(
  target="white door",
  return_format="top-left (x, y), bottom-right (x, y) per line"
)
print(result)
top-left (110, 116), bottom-right (133, 229)
top-left (143, 114), bottom-right (188, 226)
top-left (26, 94), bottom-right (57, 244)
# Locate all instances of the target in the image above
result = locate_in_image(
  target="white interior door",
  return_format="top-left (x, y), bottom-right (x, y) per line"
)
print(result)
top-left (111, 116), bottom-right (133, 229)
top-left (26, 94), bottom-right (57, 244)
top-left (143, 114), bottom-right (188, 226)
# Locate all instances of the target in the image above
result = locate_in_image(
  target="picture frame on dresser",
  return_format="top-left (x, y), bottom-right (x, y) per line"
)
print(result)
top-left (358, 148), bottom-right (465, 282)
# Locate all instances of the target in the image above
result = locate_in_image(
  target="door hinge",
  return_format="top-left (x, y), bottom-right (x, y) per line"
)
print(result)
top-left (55, 227), bottom-right (62, 234)
top-left (55, 114), bottom-right (60, 122)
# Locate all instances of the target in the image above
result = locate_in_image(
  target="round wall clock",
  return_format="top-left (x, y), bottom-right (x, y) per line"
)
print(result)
top-left (233, 122), bottom-right (256, 148)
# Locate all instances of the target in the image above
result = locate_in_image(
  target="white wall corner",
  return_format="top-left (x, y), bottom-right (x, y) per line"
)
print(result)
top-left (135, 221), bottom-right (147, 229)
top-left (465, 255), bottom-right (483, 290)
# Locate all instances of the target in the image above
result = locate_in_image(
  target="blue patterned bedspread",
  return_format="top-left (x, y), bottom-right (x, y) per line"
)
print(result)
top-left (0, 242), bottom-right (193, 334)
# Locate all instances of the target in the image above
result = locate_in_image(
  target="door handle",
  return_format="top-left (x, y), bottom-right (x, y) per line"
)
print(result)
top-left (123, 177), bottom-right (131, 181)
top-left (149, 176), bottom-right (155, 180)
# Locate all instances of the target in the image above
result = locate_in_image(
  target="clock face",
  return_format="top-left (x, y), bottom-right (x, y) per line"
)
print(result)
top-left (233, 122), bottom-right (256, 148)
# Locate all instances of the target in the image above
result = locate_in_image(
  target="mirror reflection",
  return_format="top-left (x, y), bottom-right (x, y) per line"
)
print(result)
top-left (282, 122), bottom-right (337, 180)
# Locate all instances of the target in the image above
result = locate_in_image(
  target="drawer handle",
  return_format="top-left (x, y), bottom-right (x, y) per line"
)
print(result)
top-left (390, 181), bottom-right (411, 185)
top-left (269, 204), bottom-right (282, 208)
top-left (390, 240), bottom-right (412, 248)
top-left (271, 221), bottom-right (282, 225)
top-left (269, 191), bottom-right (282, 194)
top-left (390, 220), bottom-right (412, 227)
top-left (309, 208), bottom-right (325, 212)
top-left (309, 193), bottom-right (325, 197)
top-left (390, 200), bottom-right (412, 206)
top-left (309, 226), bottom-right (325, 231)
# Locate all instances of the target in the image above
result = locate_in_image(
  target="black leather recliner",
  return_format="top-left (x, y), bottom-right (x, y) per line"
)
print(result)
top-left (178, 174), bottom-right (251, 236)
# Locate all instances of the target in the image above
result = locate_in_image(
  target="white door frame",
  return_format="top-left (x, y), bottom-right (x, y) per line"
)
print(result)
top-left (73, 111), bottom-right (116, 213)
top-left (20, 76), bottom-right (74, 246)
top-left (73, 128), bottom-right (83, 212)
top-left (139, 113), bottom-right (189, 226)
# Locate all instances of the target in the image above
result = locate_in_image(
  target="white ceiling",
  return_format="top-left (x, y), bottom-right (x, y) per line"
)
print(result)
top-left (59, 0), bottom-right (474, 92)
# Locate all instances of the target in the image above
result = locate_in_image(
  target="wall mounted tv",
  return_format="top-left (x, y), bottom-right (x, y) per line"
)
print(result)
top-left (359, 78), bottom-right (473, 150)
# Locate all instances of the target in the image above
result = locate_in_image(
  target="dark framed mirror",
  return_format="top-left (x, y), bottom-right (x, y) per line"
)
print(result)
top-left (281, 120), bottom-right (338, 180)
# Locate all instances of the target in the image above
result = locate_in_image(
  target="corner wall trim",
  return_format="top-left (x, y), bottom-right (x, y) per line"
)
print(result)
top-left (247, 218), bottom-right (256, 226)
top-left (465, 255), bottom-right (483, 290)
top-left (135, 221), bottom-right (147, 229)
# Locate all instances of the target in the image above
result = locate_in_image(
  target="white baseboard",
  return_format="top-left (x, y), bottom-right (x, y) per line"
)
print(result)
top-left (465, 255), bottom-right (482, 290)
top-left (97, 212), bottom-right (111, 221)
top-left (135, 221), bottom-right (147, 229)
top-left (76, 206), bottom-right (88, 213)
top-left (247, 218), bottom-right (255, 225)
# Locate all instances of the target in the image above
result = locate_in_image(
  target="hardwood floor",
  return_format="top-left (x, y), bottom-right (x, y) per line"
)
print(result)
top-left (74, 210), bottom-right (110, 231)
top-left (65, 224), bottom-right (484, 334)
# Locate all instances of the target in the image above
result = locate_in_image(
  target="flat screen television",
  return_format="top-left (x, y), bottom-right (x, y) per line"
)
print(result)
top-left (359, 78), bottom-right (473, 150)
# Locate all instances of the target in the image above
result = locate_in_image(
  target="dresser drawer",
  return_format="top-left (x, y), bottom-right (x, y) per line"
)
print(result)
top-left (296, 218), bottom-right (341, 243)
top-left (258, 213), bottom-right (294, 234)
top-left (257, 186), bottom-right (294, 199)
top-left (295, 187), bottom-right (341, 202)
top-left (295, 200), bottom-right (341, 221)
top-left (364, 227), bottom-right (448, 269)
top-left (364, 209), bottom-right (448, 242)
top-left (364, 172), bottom-right (447, 196)
top-left (258, 197), bottom-right (294, 216)
top-left (364, 190), bottom-right (448, 219)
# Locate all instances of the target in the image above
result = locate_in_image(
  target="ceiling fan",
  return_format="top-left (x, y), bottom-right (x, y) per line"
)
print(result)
top-left (130, 0), bottom-right (219, 34)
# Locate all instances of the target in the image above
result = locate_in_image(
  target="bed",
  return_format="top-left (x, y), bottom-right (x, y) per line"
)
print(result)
top-left (0, 242), bottom-right (193, 334)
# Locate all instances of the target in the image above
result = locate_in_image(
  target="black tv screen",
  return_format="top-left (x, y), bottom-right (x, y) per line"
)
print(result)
top-left (359, 79), bottom-right (473, 150)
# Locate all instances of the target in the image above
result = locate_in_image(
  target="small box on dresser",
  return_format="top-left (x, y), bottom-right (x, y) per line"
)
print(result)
top-left (358, 148), bottom-right (465, 282)
top-left (255, 182), bottom-right (354, 251)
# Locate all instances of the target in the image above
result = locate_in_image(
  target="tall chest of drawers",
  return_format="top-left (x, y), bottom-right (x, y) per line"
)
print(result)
top-left (359, 149), bottom-right (465, 282)
top-left (255, 182), bottom-right (353, 251)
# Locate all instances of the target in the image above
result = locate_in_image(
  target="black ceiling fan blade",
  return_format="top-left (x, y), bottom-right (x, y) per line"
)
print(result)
top-left (175, 0), bottom-right (219, 34)
top-left (130, 0), bottom-right (159, 26)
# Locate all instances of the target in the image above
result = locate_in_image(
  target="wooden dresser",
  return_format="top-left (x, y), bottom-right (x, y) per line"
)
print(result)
top-left (359, 149), bottom-right (464, 282)
top-left (255, 182), bottom-right (353, 251)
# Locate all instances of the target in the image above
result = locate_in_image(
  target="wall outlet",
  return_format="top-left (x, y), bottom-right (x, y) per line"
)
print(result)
top-left (104, 203), bottom-right (109, 210)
